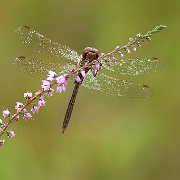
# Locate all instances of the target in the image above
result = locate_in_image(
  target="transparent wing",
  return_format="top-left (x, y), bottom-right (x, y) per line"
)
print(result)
top-left (101, 57), bottom-right (164, 75)
top-left (12, 57), bottom-right (153, 97)
top-left (82, 72), bottom-right (153, 97)
top-left (12, 56), bottom-right (76, 79)
top-left (16, 26), bottom-right (80, 63)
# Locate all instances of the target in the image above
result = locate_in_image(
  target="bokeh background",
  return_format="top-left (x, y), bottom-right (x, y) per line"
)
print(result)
top-left (0, 0), bottom-right (180, 180)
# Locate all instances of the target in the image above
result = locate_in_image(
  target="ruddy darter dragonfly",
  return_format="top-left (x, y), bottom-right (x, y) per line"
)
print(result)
top-left (12, 26), bottom-right (164, 133)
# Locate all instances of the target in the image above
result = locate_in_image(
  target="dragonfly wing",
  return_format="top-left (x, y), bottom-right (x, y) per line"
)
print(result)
top-left (101, 57), bottom-right (164, 75)
top-left (12, 56), bottom-right (76, 79)
top-left (16, 26), bottom-right (80, 63)
top-left (82, 72), bottom-right (153, 97)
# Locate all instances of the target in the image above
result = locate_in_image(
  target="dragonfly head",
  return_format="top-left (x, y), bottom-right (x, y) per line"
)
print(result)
top-left (82, 47), bottom-right (99, 61)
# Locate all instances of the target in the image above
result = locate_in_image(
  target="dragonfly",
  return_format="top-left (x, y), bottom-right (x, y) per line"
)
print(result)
top-left (12, 26), bottom-right (164, 133)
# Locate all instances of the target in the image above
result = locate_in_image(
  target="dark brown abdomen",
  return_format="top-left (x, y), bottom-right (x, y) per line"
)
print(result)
top-left (62, 82), bottom-right (80, 133)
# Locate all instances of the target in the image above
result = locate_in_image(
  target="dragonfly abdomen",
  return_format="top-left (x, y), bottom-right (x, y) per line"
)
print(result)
top-left (62, 82), bottom-right (80, 133)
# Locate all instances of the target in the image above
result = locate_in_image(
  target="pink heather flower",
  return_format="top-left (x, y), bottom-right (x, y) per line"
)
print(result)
top-left (24, 92), bottom-right (32, 99)
top-left (46, 88), bottom-right (54, 97)
top-left (120, 53), bottom-right (124, 59)
top-left (56, 84), bottom-right (67, 93)
top-left (8, 130), bottom-right (15, 138)
top-left (133, 47), bottom-right (136, 52)
top-left (107, 61), bottom-right (111, 66)
top-left (23, 112), bottom-right (32, 120)
top-left (96, 63), bottom-right (100, 71)
top-left (47, 70), bottom-right (57, 81)
top-left (31, 105), bottom-right (40, 114)
top-left (81, 70), bottom-right (86, 78)
top-left (100, 53), bottom-right (106, 58)
top-left (38, 99), bottom-right (46, 107)
top-left (115, 46), bottom-right (120, 52)
top-left (126, 48), bottom-right (130, 54)
top-left (56, 75), bottom-right (66, 86)
top-left (91, 69), bottom-right (97, 77)
top-left (0, 140), bottom-right (5, 148)
top-left (109, 52), bottom-right (114, 56)
top-left (75, 76), bottom-right (81, 83)
top-left (15, 102), bottom-right (24, 110)
top-left (41, 80), bottom-right (51, 91)
top-left (3, 109), bottom-right (10, 118)
top-left (112, 56), bottom-right (117, 62)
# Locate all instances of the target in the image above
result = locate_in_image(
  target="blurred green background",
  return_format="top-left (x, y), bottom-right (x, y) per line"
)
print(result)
top-left (0, 0), bottom-right (180, 180)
